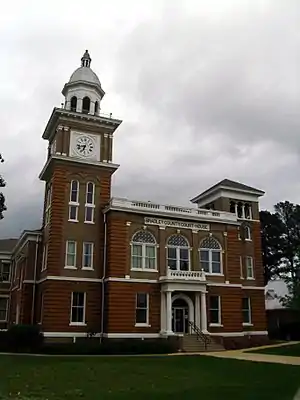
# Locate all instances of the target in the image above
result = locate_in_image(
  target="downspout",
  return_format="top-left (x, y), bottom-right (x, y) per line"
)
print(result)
top-left (100, 212), bottom-right (107, 343)
top-left (31, 236), bottom-right (39, 324)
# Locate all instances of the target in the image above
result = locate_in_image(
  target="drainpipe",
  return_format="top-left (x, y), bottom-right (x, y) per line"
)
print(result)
top-left (100, 212), bottom-right (107, 343)
top-left (31, 236), bottom-right (40, 324)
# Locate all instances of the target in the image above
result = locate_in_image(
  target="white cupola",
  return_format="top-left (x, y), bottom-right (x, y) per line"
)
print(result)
top-left (62, 50), bottom-right (105, 116)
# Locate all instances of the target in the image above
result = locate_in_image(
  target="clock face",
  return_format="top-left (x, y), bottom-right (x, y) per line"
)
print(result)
top-left (75, 135), bottom-right (95, 157)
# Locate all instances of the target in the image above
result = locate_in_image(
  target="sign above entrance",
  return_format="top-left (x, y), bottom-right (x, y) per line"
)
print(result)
top-left (144, 217), bottom-right (210, 231)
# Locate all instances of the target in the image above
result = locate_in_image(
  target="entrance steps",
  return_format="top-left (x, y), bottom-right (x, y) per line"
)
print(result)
top-left (182, 334), bottom-right (225, 353)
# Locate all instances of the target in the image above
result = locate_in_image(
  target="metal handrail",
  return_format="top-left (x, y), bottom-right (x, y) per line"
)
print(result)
top-left (188, 321), bottom-right (210, 350)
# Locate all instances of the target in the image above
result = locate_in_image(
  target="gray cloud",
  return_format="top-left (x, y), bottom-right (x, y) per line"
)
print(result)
top-left (1, 0), bottom-right (300, 238)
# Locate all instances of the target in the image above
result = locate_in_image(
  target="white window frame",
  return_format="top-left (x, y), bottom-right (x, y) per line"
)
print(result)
top-left (130, 232), bottom-right (157, 271)
top-left (240, 256), bottom-right (244, 279)
top-left (84, 182), bottom-right (95, 224)
top-left (0, 262), bottom-right (11, 282)
top-left (41, 244), bottom-right (48, 272)
top-left (135, 293), bottom-right (150, 327)
top-left (45, 184), bottom-right (52, 226)
top-left (166, 235), bottom-right (190, 272)
top-left (209, 295), bottom-right (222, 327)
top-left (65, 240), bottom-right (77, 269)
top-left (0, 296), bottom-right (9, 322)
top-left (242, 297), bottom-right (252, 325)
top-left (68, 180), bottom-right (79, 222)
top-left (244, 226), bottom-right (252, 241)
top-left (246, 256), bottom-right (254, 279)
top-left (199, 238), bottom-right (223, 275)
top-left (82, 242), bottom-right (94, 270)
top-left (70, 292), bottom-right (86, 326)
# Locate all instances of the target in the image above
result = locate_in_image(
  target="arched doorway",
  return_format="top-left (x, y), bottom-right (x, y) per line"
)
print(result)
top-left (172, 294), bottom-right (194, 333)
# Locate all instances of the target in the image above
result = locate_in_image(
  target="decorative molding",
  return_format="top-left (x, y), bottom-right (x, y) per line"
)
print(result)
top-left (242, 286), bottom-right (265, 290)
top-left (105, 277), bottom-right (158, 283)
top-left (159, 226), bottom-right (166, 230)
top-left (104, 333), bottom-right (160, 339)
top-left (126, 221), bottom-right (132, 226)
top-left (37, 276), bottom-right (102, 284)
top-left (223, 232), bottom-right (228, 237)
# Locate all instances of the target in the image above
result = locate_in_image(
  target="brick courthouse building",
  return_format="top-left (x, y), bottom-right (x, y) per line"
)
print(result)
top-left (0, 51), bottom-right (267, 348)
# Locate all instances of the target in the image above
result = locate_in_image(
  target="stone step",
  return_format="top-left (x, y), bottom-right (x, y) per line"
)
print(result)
top-left (182, 334), bottom-right (224, 353)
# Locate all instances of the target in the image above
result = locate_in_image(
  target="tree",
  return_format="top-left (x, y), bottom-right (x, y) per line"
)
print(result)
top-left (0, 153), bottom-right (6, 220)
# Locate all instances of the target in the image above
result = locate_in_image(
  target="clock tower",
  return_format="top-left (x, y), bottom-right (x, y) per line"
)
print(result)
top-left (37, 50), bottom-right (122, 336)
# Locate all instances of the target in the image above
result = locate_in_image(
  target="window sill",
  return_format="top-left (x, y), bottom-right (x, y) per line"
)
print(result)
top-left (84, 221), bottom-right (95, 224)
top-left (205, 273), bottom-right (224, 276)
top-left (245, 239), bottom-right (252, 242)
top-left (82, 267), bottom-right (94, 271)
top-left (242, 323), bottom-right (253, 327)
top-left (135, 323), bottom-right (151, 327)
top-left (69, 322), bottom-right (87, 327)
top-left (68, 219), bottom-right (79, 223)
top-left (209, 323), bottom-right (223, 327)
top-left (246, 277), bottom-right (255, 280)
top-left (131, 268), bottom-right (158, 273)
top-left (64, 266), bottom-right (77, 270)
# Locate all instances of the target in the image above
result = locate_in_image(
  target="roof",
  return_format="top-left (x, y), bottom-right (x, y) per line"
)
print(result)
top-left (69, 66), bottom-right (101, 86)
top-left (265, 280), bottom-right (289, 310)
top-left (0, 238), bottom-right (19, 253)
top-left (191, 178), bottom-right (265, 203)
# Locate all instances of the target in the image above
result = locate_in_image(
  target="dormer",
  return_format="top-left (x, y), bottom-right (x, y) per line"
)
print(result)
top-left (190, 179), bottom-right (265, 221)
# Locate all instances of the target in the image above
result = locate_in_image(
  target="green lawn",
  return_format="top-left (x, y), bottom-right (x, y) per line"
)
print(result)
top-left (0, 355), bottom-right (299, 399)
top-left (248, 342), bottom-right (300, 357)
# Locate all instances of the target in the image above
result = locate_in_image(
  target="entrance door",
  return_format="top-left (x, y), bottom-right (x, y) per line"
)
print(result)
top-left (172, 298), bottom-right (189, 333)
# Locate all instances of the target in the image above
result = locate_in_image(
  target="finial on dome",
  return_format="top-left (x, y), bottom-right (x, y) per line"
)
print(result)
top-left (81, 50), bottom-right (91, 68)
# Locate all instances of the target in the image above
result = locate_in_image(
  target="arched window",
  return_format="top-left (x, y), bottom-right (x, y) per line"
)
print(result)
top-left (85, 182), bottom-right (95, 223)
top-left (94, 101), bottom-right (99, 114)
top-left (70, 96), bottom-right (77, 112)
top-left (244, 203), bottom-right (252, 219)
top-left (167, 234), bottom-right (190, 271)
top-left (199, 237), bottom-right (222, 274)
top-left (68, 180), bottom-right (79, 222)
top-left (237, 202), bottom-right (243, 219)
top-left (244, 226), bottom-right (251, 241)
top-left (131, 231), bottom-right (156, 270)
top-left (82, 97), bottom-right (91, 114)
top-left (230, 201), bottom-right (236, 214)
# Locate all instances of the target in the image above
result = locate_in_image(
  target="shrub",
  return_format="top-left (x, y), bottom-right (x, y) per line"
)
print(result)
top-left (7, 324), bottom-right (44, 352)
top-left (0, 330), bottom-right (8, 351)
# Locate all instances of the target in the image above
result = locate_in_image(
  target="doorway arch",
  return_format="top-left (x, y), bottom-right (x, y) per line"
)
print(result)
top-left (172, 293), bottom-right (194, 333)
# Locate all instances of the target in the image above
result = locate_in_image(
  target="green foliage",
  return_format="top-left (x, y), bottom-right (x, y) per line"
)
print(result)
top-left (6, 324), bottom-right (44, 352)
top-left (0, 153), bottom-right (6, 220)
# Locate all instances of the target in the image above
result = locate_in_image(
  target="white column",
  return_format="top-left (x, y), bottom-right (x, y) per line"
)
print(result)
top-left (166, 291), bottom-right (172, 334)
top-left (201, 291), bottom-right (208, 333)
top-left (195, 293), bottom-right (200, 328)
top-left (242, 205), bottom-right (245, 219)
top-left (160, 292), bottom-right (166, 333)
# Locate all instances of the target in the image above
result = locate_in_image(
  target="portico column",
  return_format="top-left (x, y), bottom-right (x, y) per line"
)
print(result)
top-left (166, 291), bottom-right (172, 334)
top-left (201, 291), bottom-right (208, 333)
top-left (160, 291), bottom-right (166, 333)
top-left (195, 293), bottom-right (200, 328)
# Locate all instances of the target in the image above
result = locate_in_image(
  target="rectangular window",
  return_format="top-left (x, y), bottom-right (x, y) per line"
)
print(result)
top-left (209, 296), bottom-right (221, 325)
top-left (242, 297), bottom-right (251, 324)
top-left (179, 248), bottom-right (189, 271)
top-left (240, 256), bottom-right (244, 279)
top-left (70, 292), bottom-right (86, 324)
top-left (41, 244), bottom-right (48, 271)
top-left (246, 256), bottom-right (254, 279)
top-left (84, 182), bottom-right (95, 223)
top-left (167, 247), bottom-right (177, 270)
top-left (68, 180), bottom-right (79, 222)
top-left (200, 250), bottom-right (221, 274)
top-left (145, 246), bottom-right (156, 269)
top-left (82, 242), bottom-right (94, 269)
top-left (0, 297), bottom-right (8, 321)
top-left (132, 244), bottom-right (143, 269)
top-left (135, 293), bottom-right (149, 325)
top-left (0, 262), bottom-right (11, 282)
top-left (45, 184), bottom-right (52, 226)
top-left (200, 250), bottom-right (210, 272)
top-left (132, 245), bottom-right (156, 270)
top-left (65, 241), bottom-right (77, 268)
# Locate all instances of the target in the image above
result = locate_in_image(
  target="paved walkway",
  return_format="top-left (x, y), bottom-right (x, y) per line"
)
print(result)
top-left (198, 341), bottom-right (300, 366)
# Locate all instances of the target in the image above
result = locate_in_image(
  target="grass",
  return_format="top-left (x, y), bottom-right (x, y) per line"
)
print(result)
top-left (248, 342), bottom-right (300, 357)
top-left (0, 355), bottom-right (300, 399)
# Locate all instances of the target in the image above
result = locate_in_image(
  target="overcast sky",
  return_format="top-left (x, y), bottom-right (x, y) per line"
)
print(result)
top-left (1, 0), bottom-right (300, 238)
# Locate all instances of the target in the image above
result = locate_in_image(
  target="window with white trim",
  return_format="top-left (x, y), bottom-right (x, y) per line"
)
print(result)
top-left (0, 297), bottom-right (8, 321)
top-left (167, 234), bottom-right (189, 271)
top-left (244, 226), bottom-right (251, 241)
top-left (135, 293), bottom-right (149, 325)
top-left (82, 242), bottom-right (94, 269)
top-left (209, 296), bottom-right (221, 325)
top-left (70, 292), bottom-right (86, 324)
top-left (45, 184), bottom-right (52, 226)
top-left (68, 180), bottom-right (79, 222)
top-left (65, 241), bottom-right (77, 268)
top-left (131, 231), bottom-right (157, 270)
top-left (0, 262), bottom-right (10, 282)
top-left (84, 182), bottom-right (95, 223)
top-left (199, 237), bottom-right (222, 274)
top-left (41, 244), bottom-right (48, 271)
top-left (240, 256), bottom-right (244, 279)
top-left (246, 256), bottom-right (254, 279)
top-left (242, 297), bottom-right (251, 324)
